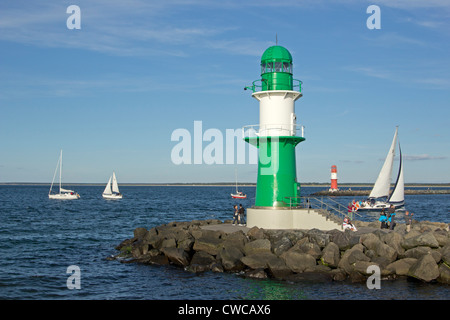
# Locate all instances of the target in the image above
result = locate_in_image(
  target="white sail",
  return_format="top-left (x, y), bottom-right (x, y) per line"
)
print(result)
top-left (112, 172), bottom-right (120, 193)
top-left (103, 177), bottom-right (112, 195)
top-left (369, 127), bottom-right (398, 199)
top-left (388, 143), bottom-right (404, 203)
top-left (49, 151), bottom-right (61, 195)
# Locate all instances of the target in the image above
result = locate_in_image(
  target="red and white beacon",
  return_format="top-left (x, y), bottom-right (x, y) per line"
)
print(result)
top-left (329, 165), bottom-right (338, 192)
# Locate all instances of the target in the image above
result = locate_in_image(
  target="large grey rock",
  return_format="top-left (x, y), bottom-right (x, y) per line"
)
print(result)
top-left (401, 232), bottom-right (440, 250)
top-left (376, 243), bottom-right (398, 263)
top-left (193, 231), bottom-right (224, 255)
top-left (187, 251), bottom-right (217, 273)
top-left (282, 230), bottom-right (306, 245)
top-left (408, 254), bottom-right (440, 282)
top-left (133, 227), bottom-right (148, 240)
top-left (266, 257), bottom-right (292, 279)
top-left (243, 239), bottom-right (271, 256)
top-left (280, 251), bottom-right (316, 273)
top-left (320, 242), bottom-right (340, 268)
top-left (290, 239), bottom-right (322, 260)
top-left (272, 236), bottom-right (293, 256)
top-left (437, 262), bottom-right (450, 285)
top-left (139, 251), bottom-right (170, 266)
top-left (361, 233), bottom-right (382, 251)
top-left (433, 230), bottom-right (449, 247)
top-left (177, 237), bottom-right (195, 252)
top-left (306, 229), bottom-right (330, 248)
top-left (361, 232), bottom-right (397, 262)
top-left (247, 226), bottom-right (265, 240)
top-left (223, 230), bottom-right (248, 251)
top-left (161, 247), bottom-right (190, 266)
top-left (347, 249), bottom-right (371, 265)
top-left (160, 238), bottom-right (177, 249)
top-left (382, 232), bottom-right (405, 256)
top-left (403, 246), bottom-right (442, 263)
top-left (327, 230), bottom-right (357, 250)
top-left (218, 243), bottom-right (244, 271)
top-left (240, 252), bottom-right (279, 270)
top-left (386, 258), bottom-right (417, 276)
top-left (441, 244), bottom-right (450, 265)
top-left (337, 244), bottom-right (365, 274)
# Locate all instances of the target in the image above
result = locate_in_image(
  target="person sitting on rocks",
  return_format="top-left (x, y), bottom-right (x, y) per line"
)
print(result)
top-left (343, 216), bottom-right (357, 231)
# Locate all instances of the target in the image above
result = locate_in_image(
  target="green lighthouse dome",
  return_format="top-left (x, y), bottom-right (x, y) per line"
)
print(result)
top-left (260, 45), bottom-right (293, 91)
top-left (261, 45), bottom-right (292, 65)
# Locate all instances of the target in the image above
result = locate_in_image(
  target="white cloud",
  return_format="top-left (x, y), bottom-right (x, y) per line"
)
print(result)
top-left (404, 154), bottom-right (447, 161)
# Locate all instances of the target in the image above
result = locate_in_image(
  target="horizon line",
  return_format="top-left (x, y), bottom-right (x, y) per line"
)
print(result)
top-left (1, 182), bottom-right (449, 187)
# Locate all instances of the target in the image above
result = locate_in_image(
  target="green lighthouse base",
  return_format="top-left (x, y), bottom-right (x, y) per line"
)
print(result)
top-left (245, 135), bottom-right (305, 208)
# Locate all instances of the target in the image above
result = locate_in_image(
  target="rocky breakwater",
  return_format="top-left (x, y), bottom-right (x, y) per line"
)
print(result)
top-left (112, 219), bottom-right (450, 284)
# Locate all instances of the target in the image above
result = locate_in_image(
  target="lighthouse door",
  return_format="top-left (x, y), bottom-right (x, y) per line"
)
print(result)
top-left (290, 113), bottom-right (297, 136)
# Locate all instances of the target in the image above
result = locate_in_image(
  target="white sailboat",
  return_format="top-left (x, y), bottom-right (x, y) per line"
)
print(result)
top-left (49, 150), bottom-right (80, 200)
top-left (358, 127), bottom-right (405, 211)
top-left (102, 172), bottom-right (123, 199)
top-left (231, 168), bottom-right (247, 199)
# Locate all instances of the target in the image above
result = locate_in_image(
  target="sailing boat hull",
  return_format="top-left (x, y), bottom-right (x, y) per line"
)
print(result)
top-left (102, 193), bottom-right (123, 200)
top-left (49, 193), bottom-right (80, 200)
top-left (231, 193), bottom-right (247, 199)
top-left (356, 201), bottom-right (405, 211)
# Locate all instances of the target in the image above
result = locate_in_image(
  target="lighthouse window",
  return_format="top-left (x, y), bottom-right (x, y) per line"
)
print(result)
top-left (274, 62), bottom-right (282, 72)
top-left (283, 62), bottom-right (292, 73)
top-left (261, 63), bottom-right (266, 74)
top-left (266, 62), bottom-right (273, 72)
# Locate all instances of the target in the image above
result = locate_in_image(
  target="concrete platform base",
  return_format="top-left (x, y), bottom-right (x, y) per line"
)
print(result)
top-left (247, 207), bottom-right (342, 231)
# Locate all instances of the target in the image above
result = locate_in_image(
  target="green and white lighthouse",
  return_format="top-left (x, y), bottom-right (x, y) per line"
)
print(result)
top-left (242, 45), bottom-right (318, 229)
top-left (244, 45), bottom-right (304, 207)
top-left (242, 44), bottom-right (341, 230)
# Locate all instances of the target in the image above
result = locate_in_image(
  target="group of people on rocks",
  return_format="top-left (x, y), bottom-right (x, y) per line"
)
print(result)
top-left (378, 204), bottom-right (397, 229)
top-left (344, 201), bottom-right (415, 233)
top-left (379, 206), bottom-right (414, 232)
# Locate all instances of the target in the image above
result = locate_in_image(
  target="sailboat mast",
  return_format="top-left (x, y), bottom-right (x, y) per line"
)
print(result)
top-left (235, 168), bottom-right (238, 193)
top-left (49, 151), bottom-right (60, 195)
top-left (59, 150), bottom-right (62, 194)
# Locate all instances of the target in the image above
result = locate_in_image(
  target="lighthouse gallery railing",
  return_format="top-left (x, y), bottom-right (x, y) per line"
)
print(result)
top-left (244, 79), bottom-right (303, 93)
top-left (242, 124), bottom-right (305, 139)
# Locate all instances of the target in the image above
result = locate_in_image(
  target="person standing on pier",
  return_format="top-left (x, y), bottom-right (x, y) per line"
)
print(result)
top-left (232, 205), bottom-right (239, 225)
top-left (405, 211), bottom-right (414, 233)
top-left (238, 204), bottom-right (246, 226)
top-left (388, 205), bottom-right (396, 230)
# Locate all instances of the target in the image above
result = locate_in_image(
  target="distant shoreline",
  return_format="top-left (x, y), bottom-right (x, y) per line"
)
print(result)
top-left (1, 182), bottom-right (449, 188)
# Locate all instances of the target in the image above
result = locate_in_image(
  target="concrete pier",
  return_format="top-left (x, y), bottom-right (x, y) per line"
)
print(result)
top-left (246, 207), bottom-right (341, 231)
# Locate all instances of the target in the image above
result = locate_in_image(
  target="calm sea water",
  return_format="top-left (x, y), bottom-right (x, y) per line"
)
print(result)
top-left (0, 185), bottom-right (448, 300)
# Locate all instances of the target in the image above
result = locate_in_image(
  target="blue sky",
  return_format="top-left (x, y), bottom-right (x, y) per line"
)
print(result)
top-left (0, 0), bottom-right (449, 184)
